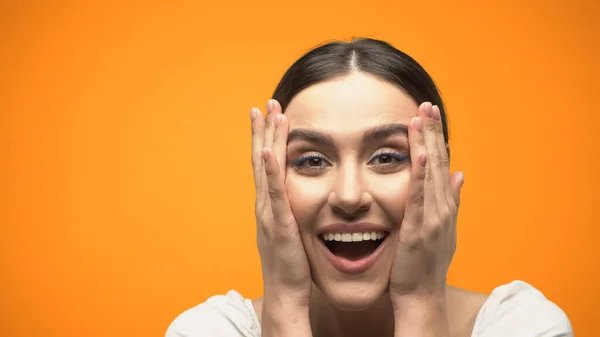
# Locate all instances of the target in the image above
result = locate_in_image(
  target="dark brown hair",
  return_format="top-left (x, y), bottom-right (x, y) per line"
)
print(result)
top-left (272, 37), bottom-right (450, 145)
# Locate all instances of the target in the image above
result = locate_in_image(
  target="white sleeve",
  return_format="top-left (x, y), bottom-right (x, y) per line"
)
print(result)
top-left (165, 290), bottom-right (261, 337)
top-left (472, 281), bottom-right (573, 337)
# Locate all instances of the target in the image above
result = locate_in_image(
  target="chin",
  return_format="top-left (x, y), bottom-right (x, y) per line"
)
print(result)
top-left (317, 280), bottom-right (389, 311)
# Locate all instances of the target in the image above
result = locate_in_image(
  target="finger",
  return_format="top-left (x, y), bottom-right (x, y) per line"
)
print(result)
top-left (449, 171), bottom-right (464, 256)
top-left (263, 148), bottom-right (295, 229)
top-left (401, 115), bottom-right (427, 235)
top-left (272, 110), bottom-right (289, 177)
top-left (261, 100), bottom-right (282, 211)
top-left (432, 105), bottom-right (454, 207)
top-left (264, 99), bottom-right (282, 150)
top-left (420, 102), bottom-right (447, 214)
top-left (450, 171), bottom-right (464, 208)
top-left (251, 107), bottom-right (271, 213)
top-left (251, 107), bottom-right (265, 190)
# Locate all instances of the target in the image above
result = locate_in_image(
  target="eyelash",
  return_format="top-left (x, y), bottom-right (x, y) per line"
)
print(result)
top-left (367, 150), bottom-right (410, 171)
top-left (289, 150), bottom-right (410, 174)
top-left (289, 153), bottom-right (331, 174)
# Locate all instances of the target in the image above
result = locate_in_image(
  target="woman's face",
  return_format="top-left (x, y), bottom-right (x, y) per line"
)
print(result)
top-left (284, 72), bottom-right (418, 310)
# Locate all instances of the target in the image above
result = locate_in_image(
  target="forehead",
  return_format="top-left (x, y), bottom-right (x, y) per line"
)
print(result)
top-left (284, 72), bottom-right (418, 133)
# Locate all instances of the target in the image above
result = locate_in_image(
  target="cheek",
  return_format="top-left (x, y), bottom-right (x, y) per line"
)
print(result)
top-left (285, 173), bottom-right (330, 230)
top-left (371, 171), bottom-right (411, 223)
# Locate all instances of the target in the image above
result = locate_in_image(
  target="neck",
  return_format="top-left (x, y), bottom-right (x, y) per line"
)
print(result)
top-left (309, 285), bottom-right (395, 337)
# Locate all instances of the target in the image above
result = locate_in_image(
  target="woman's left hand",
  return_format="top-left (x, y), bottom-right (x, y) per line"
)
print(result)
top-left (389, 102), bottom-right (464, 331)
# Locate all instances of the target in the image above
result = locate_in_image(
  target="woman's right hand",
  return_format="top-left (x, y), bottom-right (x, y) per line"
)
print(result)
top-left (251, 99), bottom-right (312, 312)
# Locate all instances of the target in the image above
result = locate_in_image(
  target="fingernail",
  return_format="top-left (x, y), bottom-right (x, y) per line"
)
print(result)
top-left (276, 114), bottom-right (284, 127)
top-left (432, 105), bottom-right (441, 121)
top-left (414, 117), bottom-right (422, 133)
top-left (424, 102), bottom-right (433, 118)
top-left (250, 108), bottom-right (257, 121)
top-left (267, 100), bottom-right (274, 114)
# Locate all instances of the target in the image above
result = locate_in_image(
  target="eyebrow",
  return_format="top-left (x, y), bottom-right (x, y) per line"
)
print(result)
top-left (362, 123), bottom-right (408, 143)
top-left (287, 123), bottom-right (408, 147)
top-left (288, 129), bottom-right (336, 147)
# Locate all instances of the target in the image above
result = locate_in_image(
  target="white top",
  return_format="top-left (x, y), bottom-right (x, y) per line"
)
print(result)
top-left (165, 281), bottom-right (573, 337)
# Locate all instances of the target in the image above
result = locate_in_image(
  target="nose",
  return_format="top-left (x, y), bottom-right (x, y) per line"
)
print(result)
top-left (328, 164), bottom-right (373, 218)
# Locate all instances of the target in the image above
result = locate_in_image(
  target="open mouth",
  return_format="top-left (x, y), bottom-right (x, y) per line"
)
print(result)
top-left (320, 232), bottom-right (389, 261)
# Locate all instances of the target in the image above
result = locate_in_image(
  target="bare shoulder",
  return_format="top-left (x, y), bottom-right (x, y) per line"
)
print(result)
top-left (446, 285), bottom-right (489, 337)
top-left (447, 285), bottom-right (489, 306)
top-left (251, 298), bottom-right (263, 321)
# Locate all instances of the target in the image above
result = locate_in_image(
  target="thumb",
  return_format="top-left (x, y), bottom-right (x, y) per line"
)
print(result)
top-left (450, 171), bottom-right (465, 207)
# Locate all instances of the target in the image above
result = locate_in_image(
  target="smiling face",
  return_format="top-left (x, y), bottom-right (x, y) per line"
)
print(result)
top-left (283, 72), bottom-right (419, 310)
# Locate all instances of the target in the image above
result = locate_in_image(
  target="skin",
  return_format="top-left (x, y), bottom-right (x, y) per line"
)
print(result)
top-left (250, 72), bottom-right (488, 337)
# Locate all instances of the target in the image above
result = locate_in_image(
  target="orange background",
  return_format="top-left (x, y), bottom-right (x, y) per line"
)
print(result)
top-left (1, 0), bottom-right (598, 336)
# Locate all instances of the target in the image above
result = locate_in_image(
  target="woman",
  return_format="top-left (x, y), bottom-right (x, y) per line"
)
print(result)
top-left (166, 38), bottom-right (572, 337)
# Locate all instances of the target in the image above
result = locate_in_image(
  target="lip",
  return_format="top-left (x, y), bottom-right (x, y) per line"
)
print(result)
top-left (318, 222), bottom-right (390, 275)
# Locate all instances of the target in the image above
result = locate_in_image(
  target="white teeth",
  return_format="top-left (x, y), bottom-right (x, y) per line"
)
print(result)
top-left (322, 231), bottom-right (386, 242)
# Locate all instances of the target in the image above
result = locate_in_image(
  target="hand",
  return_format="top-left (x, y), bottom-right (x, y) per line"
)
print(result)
top-left (389, 102), bottom-right (464, 306)
top-left (250, 99), bottom-right (312, 307)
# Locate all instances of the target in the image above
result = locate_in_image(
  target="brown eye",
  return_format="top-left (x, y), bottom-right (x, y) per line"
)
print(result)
top-left (367, 150), bottom-right (410, 172)
top-left (376, 154), bottom-right (393, 164)
top-left (289, 153), bottom-right (332, 175)
top-left (307, 158), bottom-right (324, 167)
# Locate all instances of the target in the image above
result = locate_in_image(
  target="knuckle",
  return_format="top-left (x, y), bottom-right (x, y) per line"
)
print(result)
top-left (268, 186), bottom-right (281, 200)
top-left (273, 225), bottom-right (294, 243)
top-left (426, 122), bottom-right (443, 133)
top-left (255, 203), bottom-right (268, 221)
top-left (256, 197), bottom-right (270, 215)
top-left (428, 225), bottom-right (442, 238)
top-left (411, 193), bottom-right (425, 207)
top-left (264, 164), bottom-right (275, 177)
top-left (265, 116), bottom-right (274, 129)
top-left (278, 214), bottom-right (296, 228)
top-left (251, 121), bottom-right (264, 135)
top-left (425, 216), bottom-right (442, 236)
top-left (413, 167), bottom-right (427, 181)
top-left (447, 201), bottom-right (458, 214)
top-left (452, 198), bottom-right (460, 210)
top-left (436, 152), bottom-right (449, 168)
top-left (258, 222), bottom-right (270, 236)
top-left (404, 234), bottom-right (424, 250)
top-left (425, 167), bottom-right (433, 181)
top-left (256, 219), bottom-right (271, 238)
top-left (438, 206), bottom-right (452, 220)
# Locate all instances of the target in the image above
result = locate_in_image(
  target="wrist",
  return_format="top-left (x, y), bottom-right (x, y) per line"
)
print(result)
top-left (391, 290), bottom-right (445, 310)
top-left (262, 295), bottom-right (312, 337)
top-left (392, 293), bottom-right (449, 337)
